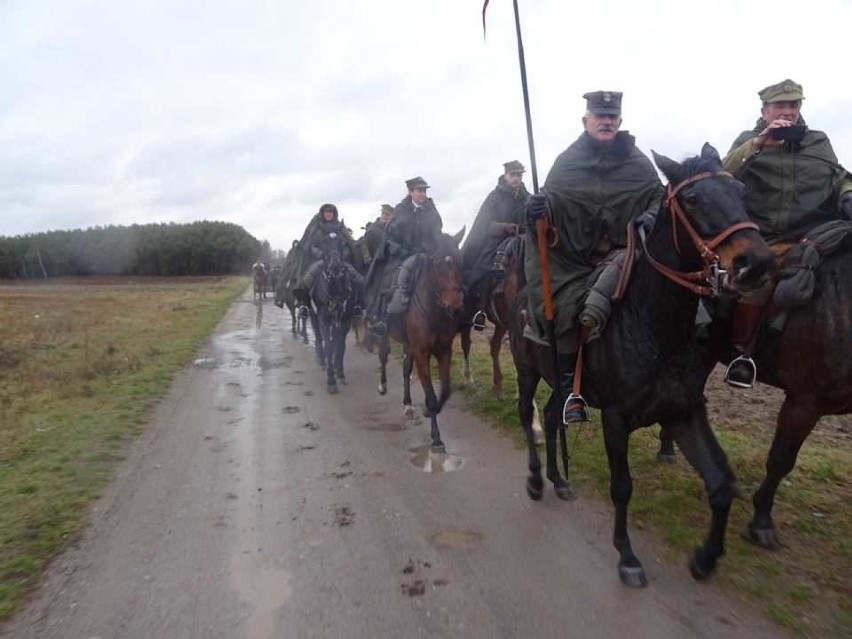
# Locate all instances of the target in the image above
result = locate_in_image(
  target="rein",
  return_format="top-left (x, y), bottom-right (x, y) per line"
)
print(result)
top-left (640, 171), bottom-right (758, 297)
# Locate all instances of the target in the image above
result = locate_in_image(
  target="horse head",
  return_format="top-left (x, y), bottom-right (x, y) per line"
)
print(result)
top-left (651, 143), bottom-right (772, 297)
top-left (426, 230), bottom-right (465, 316)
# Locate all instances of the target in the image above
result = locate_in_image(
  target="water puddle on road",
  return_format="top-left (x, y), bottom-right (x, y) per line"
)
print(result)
top-left (193, 357), bottom-right (219, 369)
top-left (431, 530), bottom-right (483, 548)
top-left (408, 444), bottom-right (465, 473)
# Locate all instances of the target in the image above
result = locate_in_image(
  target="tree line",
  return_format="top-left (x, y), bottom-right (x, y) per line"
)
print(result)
top-left (0, 221), bottom-right (263, 279)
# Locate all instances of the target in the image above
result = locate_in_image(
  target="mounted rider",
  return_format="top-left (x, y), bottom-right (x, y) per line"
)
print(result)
top-left (365, 176), bottom-right (443, 335)
top-left (720, 79), bottom-right (852, 387)
top-left (462, 160), bottom-right (530, 331)
top-left (293, 203), bottom-right (364, 314)
top-left (525, 90), bottom-right (664, 422)
top-left (362, 204), bottom-right (395, 266)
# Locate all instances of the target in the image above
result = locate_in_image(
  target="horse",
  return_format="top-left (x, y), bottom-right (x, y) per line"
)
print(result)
top-left (307, 245), bottom-right (360, 394)
top-left (656, 242), bottom-right (852, 550)
top-left (274, 251), bottom-right (309, 341)
top-left (375, 229), bottom-right (465, 453)
top-left (252, 263), bottom-right (270, 300)
top-left (510, 144), bottom-right (773, 587)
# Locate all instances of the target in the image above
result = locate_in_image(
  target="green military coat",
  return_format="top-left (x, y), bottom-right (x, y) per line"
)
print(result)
top-left (524, 131), bottom-right (664, 348)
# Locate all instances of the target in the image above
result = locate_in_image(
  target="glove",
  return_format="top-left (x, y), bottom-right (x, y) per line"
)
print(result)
top-left (526, 194), bottom-right (548, 226)
top-left (839, 192), bottom-right (852, 220)
top-left (634, 210), bottom-right (657, 235)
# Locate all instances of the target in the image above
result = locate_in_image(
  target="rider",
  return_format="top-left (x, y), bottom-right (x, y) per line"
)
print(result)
top-left (721, 79), bottom-right (852, 387)
top-left (365, 177), bottom-right (443, 335)
top-left (293, 203), bottom-right (365, 314)
top-left (525, 90), bottom-right (664, 422)
top-left (363, 204), bottom-right (395, 265)
top-left (462, 160), bottom-right (530, 330)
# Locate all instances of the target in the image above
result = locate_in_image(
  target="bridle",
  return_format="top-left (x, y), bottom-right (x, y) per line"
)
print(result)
top-left (639, 171), bottom-right (759, 297)
top-left (410, 250), bottom-right (463, 317)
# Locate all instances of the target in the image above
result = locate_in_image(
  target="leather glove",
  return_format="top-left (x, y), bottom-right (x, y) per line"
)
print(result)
top-left (839, 192), bottom-right (852, 220)
top-left (634, 210), bottom-right (657, 235)
top-left (526, 194), bottom-right (548, 226)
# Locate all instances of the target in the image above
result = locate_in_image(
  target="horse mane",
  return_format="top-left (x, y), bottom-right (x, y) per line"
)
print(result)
top-left (677, 154), bottom-right (722, 180)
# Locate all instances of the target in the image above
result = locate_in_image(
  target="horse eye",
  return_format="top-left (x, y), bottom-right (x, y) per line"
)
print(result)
top-left (685, 194), bottom-right (698, 206)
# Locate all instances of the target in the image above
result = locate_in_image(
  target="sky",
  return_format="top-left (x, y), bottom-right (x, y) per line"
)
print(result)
top-left (3, 0), bottom-right (852, 250)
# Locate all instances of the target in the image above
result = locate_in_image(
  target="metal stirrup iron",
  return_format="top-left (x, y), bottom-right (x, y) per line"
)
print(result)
top-left (724, 355), bottom-right (757, 389)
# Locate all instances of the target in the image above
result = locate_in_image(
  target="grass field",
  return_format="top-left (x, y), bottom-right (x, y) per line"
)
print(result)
top-left (458, 337), bottom-right (851, 638)
top-left (0, 276), bottom-right (246, 619)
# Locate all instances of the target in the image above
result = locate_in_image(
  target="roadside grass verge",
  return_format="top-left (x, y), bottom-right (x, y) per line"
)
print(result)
top-left (0, 276), bottom-right (246, 619)
top-left (457, 338), bottom-right (851, 638)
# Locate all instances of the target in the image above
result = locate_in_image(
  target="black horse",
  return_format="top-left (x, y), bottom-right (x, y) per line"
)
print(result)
top-left (511, 144), bottom-right (773, 586)
top-left (309, 246), bottom-right (360, 394)
top-left (274, 248), bottom-right (309, 341)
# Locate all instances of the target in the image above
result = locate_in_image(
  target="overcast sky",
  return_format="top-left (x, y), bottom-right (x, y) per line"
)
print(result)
top-left (3, 0), bottom-right (851, 250)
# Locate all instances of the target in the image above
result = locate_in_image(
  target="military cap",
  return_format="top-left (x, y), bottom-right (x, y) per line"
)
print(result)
top-left (758, 79), bottom-right (805, 103)
top-left (503, 160), bottom-right (526, 173)
top-left (380, 203), bottom-right (394, 214)
top-left (583, 90), bottom-right (623, 116)
top-left (405, 176), bottom-right (430, 190)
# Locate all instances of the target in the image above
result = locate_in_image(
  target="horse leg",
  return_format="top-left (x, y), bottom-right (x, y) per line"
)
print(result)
top-left (543, 392), bottom-right (572, 500)
top-left (748, 394), bottom-right (819, 550)
top-left (402, 351), bottom-right (415, 418)
top-left (334, 320), bottom-right (348, 384)
top-left (310, 309), bottom-right (324, 366)
top-left (531, 399), bottom-right (544, 445)
top-left (435, 346), bottom-right (452, 413)
top-left (324, 316), bottom-right (338, 394)
top-left (289, 306), bottom-right (298, 337)
top-left (517, 367), bottom-right (543, 500)
top-left (460, 324), bottom-right (473, 387)
top-left (377, 334), bottom-right (390, 395)
top-left (657, 425), bottom-right (677, 463)
top-left (490, 325), bottom-right (506, 398)
top-left (600, 408), bottom-right (645, 587)
top-left (414, 351), bottom-right (444, 453)
top-left (662, 406), bottom-right (734, 581)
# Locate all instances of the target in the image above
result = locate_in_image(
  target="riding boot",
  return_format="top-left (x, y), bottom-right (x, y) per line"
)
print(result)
top-left (724, 302), bottom-right (762, 388)
top-left (386, 260), bottom-right (414, 315)
top-left (557, 351), bottom-right (590, 424)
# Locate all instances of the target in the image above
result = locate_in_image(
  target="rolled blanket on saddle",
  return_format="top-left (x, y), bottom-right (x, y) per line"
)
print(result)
top-left (773, 220), bottom-right (852, 308)
top-left (580, 249), bottom-right (629, 342)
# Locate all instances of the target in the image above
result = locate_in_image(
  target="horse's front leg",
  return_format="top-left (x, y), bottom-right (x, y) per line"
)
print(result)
top-left (489, 325), bottom-right (506, 398)
top-left (543, 392), bottom-right (572, 500)
top-left (662, 405), bottom-right (733, 581)
top-left (323, 316), bottom-right (338, 394)
top-left (601, 408), bottom-right (645, 587)
top-left (517, 365), bottom-right (543, 500)
top-left (310, 309), bottom-right (324, 366)
top-left (748, 395), bottom-right (819, 550)
top-left (334, 319), bottom-right (348, 384)
top-left (435, 345), bottom-right (452, 413)
top-left (377, 334), bottom-right (390, 395)
top-left (459, 324), bottom-right (473, 387)
top-left (414, 350), bottom-right (444, 453)
top-left (402, 351), bottom-right (415, 418)
top-left (657, 425), bottom-right (677, 463)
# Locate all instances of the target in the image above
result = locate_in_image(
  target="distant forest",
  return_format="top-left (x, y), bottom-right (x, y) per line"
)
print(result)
top-left (0, 221), bottom-right (266, 279)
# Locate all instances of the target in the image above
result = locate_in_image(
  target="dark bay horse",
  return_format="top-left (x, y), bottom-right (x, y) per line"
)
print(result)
top-left (511, 144), bottom-right (773, 586)
top-left (376, 229), bottom-right (465, 452)
top-left (309, 247), bottom-right (359, 394)
top-left (657, 246), bottom-right (852, 550)
top-left (274, 249), bottom-right (308, 341)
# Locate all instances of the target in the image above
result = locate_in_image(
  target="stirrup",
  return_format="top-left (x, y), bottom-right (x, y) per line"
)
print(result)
top-left (352, 305), bottom-right (364, 319)
top-left (472, 310), bottom-right (487, 331)
top-left (724, 355), bottom-right (756, 389)
top-left (562, 393), bottom-right (591, 424)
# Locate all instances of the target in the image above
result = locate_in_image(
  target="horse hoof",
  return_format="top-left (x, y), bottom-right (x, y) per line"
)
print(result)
top-left (338, 376), bottom-right (347, 386)
top-left (689, 547), bottom-right (717, 581)
top-left (422, 406), bottom-right (431, 418)
top-left (378, 383), bottom-right (387, 395)
top-left (619, 563), bottom-right (648, 588)
top-left (656, 452), bottom-right (677, 464)
top-left (526, 476), bottom-right (543, 501)
top-left (553, 482), bottom-right (575, 501)
top-left (327, 384), bottom-right (338, 395)
top-left (431, 443), bottom-right (446, 455)
top-left (744, 524), bottom-right (782, 550)
top-left (404, 405), bottom-right (415, 419)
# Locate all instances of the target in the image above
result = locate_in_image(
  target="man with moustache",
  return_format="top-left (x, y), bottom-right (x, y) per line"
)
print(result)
top-left (525, 91), bottom-right (664, 421)
top-left (719, 79), bottom-right (852, 387)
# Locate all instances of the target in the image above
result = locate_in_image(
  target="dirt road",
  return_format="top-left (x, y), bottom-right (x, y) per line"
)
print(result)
top-left (2, 293), bottom-right (788, 638)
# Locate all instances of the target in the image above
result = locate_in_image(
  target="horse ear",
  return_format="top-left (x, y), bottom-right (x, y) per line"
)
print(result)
top-left (700, 142), bottom-right (722, 165)
top-left (652, 150), bottom-right (684, 185)
top-left (451, 226), bottom-right (466, 247)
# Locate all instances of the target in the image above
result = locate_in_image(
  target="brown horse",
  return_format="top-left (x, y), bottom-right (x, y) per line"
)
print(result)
top-left (657, 244), bottom-right (852, 550)
top-left (252, 263), bottom-right (270, 300)
top-left (511, 145), bottom-right (774, 586)
top-left (375, 229), bottom-right (465, 453)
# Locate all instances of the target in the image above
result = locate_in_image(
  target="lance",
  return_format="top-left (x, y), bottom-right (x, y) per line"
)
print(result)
top-left (486, 0), bottom-right (570, 476)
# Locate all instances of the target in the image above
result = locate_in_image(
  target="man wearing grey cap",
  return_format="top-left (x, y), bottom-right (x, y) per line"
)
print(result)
top-left (462, 160), bottom-right (531, 330)
top-left (720, 79), bottom-right (852, 387)
top-left (524, 90), bottom-right (664, 422)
